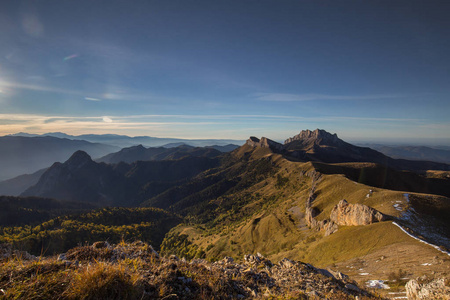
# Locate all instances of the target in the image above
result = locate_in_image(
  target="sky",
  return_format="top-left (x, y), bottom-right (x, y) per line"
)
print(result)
top-left (0, 0), bottom-right (449, 144)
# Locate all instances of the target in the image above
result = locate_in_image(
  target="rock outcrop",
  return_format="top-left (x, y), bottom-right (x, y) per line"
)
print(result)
top-left (304, 174), bottom-right (387, 236)
top-left (406, 277), bottom-right (450, 300)
top-left (0, 241), bottom-right (381, 299)
top-left (304, 171), bottom-right (339, 236)
top-left (330, 199), bottom-right (387, 226)
top-left (246, 137), bottom-right (284, 152)
top-left (284, 128), bottom-right (342, 146)
top-left (0, 243), bottom-right (37, 261)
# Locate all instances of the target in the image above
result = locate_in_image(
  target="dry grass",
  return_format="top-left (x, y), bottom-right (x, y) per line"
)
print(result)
top-left (0, 241), bottom-right (383, 300)
top-left (66, 262), bottom-right (142, 300)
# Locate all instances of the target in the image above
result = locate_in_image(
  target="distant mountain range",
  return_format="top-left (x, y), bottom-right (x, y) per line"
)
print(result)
top-left (0, 132), bottom-right (241, 182)
top-left (9, 132), bottom-right (245, 148)
top-left (21, 150), bottom-right (221, 205)
top-left (360, 144), bottom-right (450, 164)
top-left (97, 144), bottom-right (225, 164)
top-left (0, 136), bottom-right (119, 181)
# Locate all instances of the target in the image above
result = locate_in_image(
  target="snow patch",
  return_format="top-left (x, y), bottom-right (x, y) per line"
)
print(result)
top-left (388, 292), bottom-right (406, 294)
top-left (392, 222), bottom-right (450, 257)
top-left (393, 203), bottom-right (402, 211)
top-left (359, 272), bottom-right (370, 275)
top-left (366, 279), bottom-right (390, 289)
top-left (403, 193), bottom-right (410, 202)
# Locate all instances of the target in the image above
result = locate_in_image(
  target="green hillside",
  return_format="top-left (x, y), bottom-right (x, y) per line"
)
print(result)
top-left (0, 207), bottom-right (181, 255)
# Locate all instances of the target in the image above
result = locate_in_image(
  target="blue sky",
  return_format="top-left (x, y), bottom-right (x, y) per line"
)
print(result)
top-left (0, 0), bottom-right (449, 144)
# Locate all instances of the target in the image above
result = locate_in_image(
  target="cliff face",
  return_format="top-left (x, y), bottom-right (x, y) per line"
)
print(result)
top-left (330, 199), bottom-right (387, 226)
top-left (284, 129), bottom-right (342, 146)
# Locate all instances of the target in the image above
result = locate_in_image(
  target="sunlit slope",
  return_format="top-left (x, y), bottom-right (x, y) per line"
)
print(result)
top-left (164, 149), bottom-right (449, 280)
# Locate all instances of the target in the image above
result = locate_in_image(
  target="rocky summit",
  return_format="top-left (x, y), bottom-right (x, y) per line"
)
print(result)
top-left (284, 129), bottom-right (342, 146)
top-left (0, 241), bottom-right (380, 299)
top-left (246, 128), bottom-right (450, 172)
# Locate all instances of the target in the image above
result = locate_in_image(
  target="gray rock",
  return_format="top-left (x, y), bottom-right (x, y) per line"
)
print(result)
top-left (330, 199), bottom-right (387, 226)
top-left (406, 278), bottom-right (450, 300)
top-left (345, 283), bottom-right (361, 292)
top-left (328, 269), bottom-right (350, 281)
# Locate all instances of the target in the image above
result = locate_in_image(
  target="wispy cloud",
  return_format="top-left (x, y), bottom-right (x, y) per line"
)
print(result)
top-left (0, 113), bottom-right (425, 129)
top-left (253, 93), bottom-right (406, 102)
top-left (0, 79), bottom-right (160, 102)
top-left (0, 113), bottom-right (236, 136)
top-left (97, 114), bottom-right (423, 123)
top-left (85, 97), bottom-right (101, 101)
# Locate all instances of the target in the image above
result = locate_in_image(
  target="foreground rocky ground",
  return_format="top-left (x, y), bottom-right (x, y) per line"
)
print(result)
top-left (0, 241), bottom-right (383, 299)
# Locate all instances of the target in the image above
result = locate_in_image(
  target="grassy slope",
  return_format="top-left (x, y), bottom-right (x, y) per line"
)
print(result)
top-left (165, 151), bottom-right (449, 293)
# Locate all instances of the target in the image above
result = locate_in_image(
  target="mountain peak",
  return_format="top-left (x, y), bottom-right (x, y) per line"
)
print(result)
top-left (284, 129), bottom-right (341, 146)
top-left (246, 136), bottom-right (284, 151)
top-left (65, 150), bottom-right (93, 169)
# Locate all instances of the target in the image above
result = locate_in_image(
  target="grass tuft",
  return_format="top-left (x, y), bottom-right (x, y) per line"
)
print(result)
top-left (65, 262), bottom-right (142, 300)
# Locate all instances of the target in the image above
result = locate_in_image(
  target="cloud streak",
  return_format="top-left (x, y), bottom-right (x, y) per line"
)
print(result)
top-left (0, 79), bottom-right (160, 102)
top-left (254, 93), bottom-right (406, 102)
top-left (0, 113), bottom-right (424, 124)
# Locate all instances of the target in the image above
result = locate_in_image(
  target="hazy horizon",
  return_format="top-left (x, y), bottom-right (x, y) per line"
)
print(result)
top-left (4, 129), bottom-right (450, 147)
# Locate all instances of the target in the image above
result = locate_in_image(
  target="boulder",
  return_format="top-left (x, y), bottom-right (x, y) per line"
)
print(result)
top-left (330, 199), bottom-right (387, 226)
top-left (406, 278), bottom-right (450, 300)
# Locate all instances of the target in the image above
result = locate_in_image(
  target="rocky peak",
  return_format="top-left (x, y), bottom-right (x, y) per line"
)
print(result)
top-left (246, 136), bottom-right (284, 152)
top-left (246, 136), bottom-right (261, 146)
top-left (134, 144), bottom-right (146, 150)
top-left (65, 150), bottom-right (93, 170)
top-left (122, 144), bottom-right (146, 153)
top-left (284, 129), bottom-right (342, 146)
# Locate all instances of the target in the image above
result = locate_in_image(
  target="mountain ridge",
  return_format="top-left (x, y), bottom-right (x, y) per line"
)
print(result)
top-left (8, 132), bottom-right (245, 149)
top-left (22, 151), bottom-right (221, 205)
top-left (97, 144), bottom-right (223, 164)
top-left (247, 129), bottom-right (450, 172)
